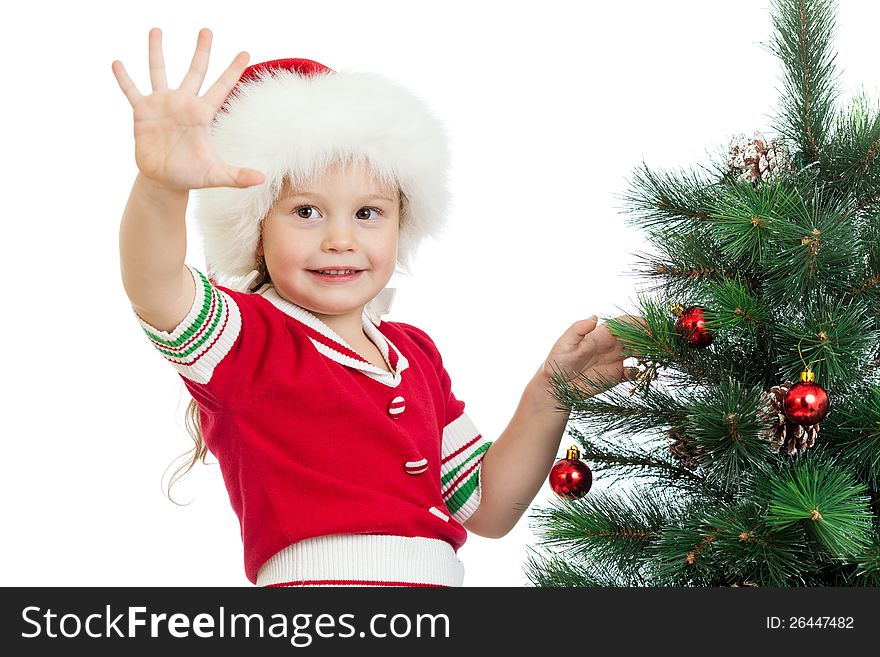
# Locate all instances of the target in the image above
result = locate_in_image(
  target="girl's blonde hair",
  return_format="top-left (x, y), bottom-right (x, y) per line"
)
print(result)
top-left (163, 188), bottom-right (409, 504)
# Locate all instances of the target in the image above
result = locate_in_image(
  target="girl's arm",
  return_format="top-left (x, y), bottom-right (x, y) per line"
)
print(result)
top-left (462, 364), bottom-right (569, 539)
top-left (113, 28), bottom-right (262, 332)
top-left (119, 173), bottom-right (193, 333)
top-left (463, 315), bottom-right (644, 538)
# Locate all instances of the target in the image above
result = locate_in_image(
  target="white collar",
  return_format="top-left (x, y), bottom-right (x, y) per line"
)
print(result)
top-left (255, 285), bottom-right (408, 388)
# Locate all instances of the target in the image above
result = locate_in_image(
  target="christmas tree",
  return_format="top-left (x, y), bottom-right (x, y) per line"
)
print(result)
top-left (525, 0), bottom-right (880, 587)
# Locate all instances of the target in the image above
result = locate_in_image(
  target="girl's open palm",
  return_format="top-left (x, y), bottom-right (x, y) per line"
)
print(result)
top-left (111, 28), bottom-right (264, 192)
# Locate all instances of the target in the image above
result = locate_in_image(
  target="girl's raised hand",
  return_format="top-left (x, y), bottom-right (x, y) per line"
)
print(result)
top-left (111, 28), bottom-right (265, 192)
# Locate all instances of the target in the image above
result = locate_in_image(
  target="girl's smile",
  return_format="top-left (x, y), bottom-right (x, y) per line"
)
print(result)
top-left (308, 269), bottom-right (366, 283)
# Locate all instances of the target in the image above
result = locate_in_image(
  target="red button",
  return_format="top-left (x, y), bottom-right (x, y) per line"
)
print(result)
top-left (404, 458), bottom-right (428, 475)
top-left (388, 395), bottom-right (405, 418)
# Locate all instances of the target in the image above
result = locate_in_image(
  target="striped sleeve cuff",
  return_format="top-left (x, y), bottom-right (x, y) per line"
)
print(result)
top-left (440, 412), bottom-right (493, 525)
top-left (132, 265), bottom-right (242, 385)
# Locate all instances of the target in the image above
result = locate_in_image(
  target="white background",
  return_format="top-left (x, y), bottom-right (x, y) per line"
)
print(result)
top-left (2, 0), bottom-right (877, 587)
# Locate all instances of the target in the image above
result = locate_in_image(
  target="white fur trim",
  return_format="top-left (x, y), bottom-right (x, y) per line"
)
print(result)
top-left (191, 66), bottom-right (450, 290)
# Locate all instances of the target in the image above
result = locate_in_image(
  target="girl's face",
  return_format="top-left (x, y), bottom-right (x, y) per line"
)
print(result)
top-left (257, 160), bottom-right (400, 323)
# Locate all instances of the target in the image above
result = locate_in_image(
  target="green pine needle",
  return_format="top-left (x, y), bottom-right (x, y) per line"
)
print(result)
top-left (763, 188), bottom-right (863, 303)
top-left (823, 91), bottom-right (880, 211)
top-left (620, 162), bottom-right (722, 231)
top-left (705, 501), bottom-right (820, 586)
top-left (681, 378), bottom-right (771, 488)
top-left (764, 457), bottom-right (874, 558)
top-left (528, 487), bottom-right (666, 577)
top-left (522, 546), bottom-right (645, 587)
top-left (826, 384), bottom-right (880, 487)
top-left (767, 0), bottom-right (840, 161)
top-left (709, 181), bottom-right (802, 266)
top-left (774, 294), bottom-right (880, 389)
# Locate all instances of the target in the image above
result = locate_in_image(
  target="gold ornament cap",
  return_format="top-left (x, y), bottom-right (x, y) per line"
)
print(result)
top-left (565, 445), bottom-right (581, 460)
top-left (800, 370), bottom-right (815, 383)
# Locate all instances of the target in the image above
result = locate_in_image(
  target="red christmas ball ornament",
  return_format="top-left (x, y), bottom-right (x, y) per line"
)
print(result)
top-left (549, 445), bottom-right (592, 499)
top-left (783, 370), bottom-right (829, 425)
top-left (675, 305), bottom-right (713, 348)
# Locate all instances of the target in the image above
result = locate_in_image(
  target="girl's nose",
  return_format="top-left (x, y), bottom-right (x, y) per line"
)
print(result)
top-left (321, 216), bottom-right (357, 252)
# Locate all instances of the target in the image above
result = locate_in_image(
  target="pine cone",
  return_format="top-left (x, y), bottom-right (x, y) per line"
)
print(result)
top-left (727, 131), bottom-right (793, 187)
top-left (759, 381), bottom-right (820, 455)
top-left (668, 426), bottom-right (705, 468)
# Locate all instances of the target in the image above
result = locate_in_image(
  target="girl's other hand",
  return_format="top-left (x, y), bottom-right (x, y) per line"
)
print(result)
top-left (111, 28), bottom-right (265, 192)
top-left (541, 314), bottom-right (647, 398)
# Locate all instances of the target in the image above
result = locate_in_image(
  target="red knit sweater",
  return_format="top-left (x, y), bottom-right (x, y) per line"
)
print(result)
top-left (133, 265), bottom-right (492, 586)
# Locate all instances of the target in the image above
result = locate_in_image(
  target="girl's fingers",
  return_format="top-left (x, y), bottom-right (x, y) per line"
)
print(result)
top-left (572, 316), bottom-right (599, 338)
top-left (111, 60), bottom-right (143, 106)
top-left (556, 316), bottom-right (599, 350)
top-left (203, 51), bottom-right (251, 111)
top-left (231, 167), bottom-right (265, 188)
top-left (179, 28), bottom-right (213, 96)
top-left (213, 165), bottom-right (265, 189)
top-left (148, 27), bottom-right (169, 92)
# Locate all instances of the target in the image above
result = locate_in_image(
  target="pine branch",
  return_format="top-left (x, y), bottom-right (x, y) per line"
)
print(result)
top-left (548, 370), bottom-right (686, 434)
top-left (708, 180), bottom-right (803, 267)
top-left (762, 187), bottom-right (864, 304)
top-left (822, 557), bottom-right (880, 586)
top-left (522, 546), bottom-right (645, 587)
top-left (626, 231), bottom-right (764, 301)
top-left (826, 384), bottom-right (880, 488)
top-left (558, 424), bottom-right (714, 493)
top-left (704, 500), bottom-right (820, 586)
top-left (546, 370), bottom-right (730, 495)
top-left (758, 449), bottom-right (875, 559)
top-left (846, 273), bottom-right (880, 300)
top-left (702, 275), bottom-right (773, 335)
top-left (619, 162), bottom-right (721, 231)
top-left (850, 522), bottom-right (880, 586)
top-left (854, 190), bottom-right (880, 215)
top-left (679, 377), bottom-right (775, 490)
top-left (774, 294), bottom-right (879, 390)
top-left (601, 298), bottom-right (726, 385)
top-left (528, 486), bottom-right (671, 580)
top-left (641, 499), bottom-right (730, 586)
top-left (767, 0), bottom-right (840, 162)
top-left (823, 91), bottom-right (880, 209)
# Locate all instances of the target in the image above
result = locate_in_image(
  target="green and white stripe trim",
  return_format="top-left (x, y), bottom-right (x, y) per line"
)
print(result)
top-left (441, 412), bottom-right (493, 524)
top-left (133, 265), bottom-right (242, 385)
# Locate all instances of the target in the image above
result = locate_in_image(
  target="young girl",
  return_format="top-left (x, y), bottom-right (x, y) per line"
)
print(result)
top-left (113, 28), bottom-right (644, 587)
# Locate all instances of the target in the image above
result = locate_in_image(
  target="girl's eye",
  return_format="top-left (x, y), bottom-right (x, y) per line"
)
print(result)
top-left (356, 207), bottom-right (383, 221)
top-left (291, 205), bottom-right (383, 221)
top-left (294, 205), bottom-right (321, 220)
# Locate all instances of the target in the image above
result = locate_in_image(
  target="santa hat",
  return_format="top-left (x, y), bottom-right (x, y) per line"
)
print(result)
top-left (191, 58), bottom-right (450, 293)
